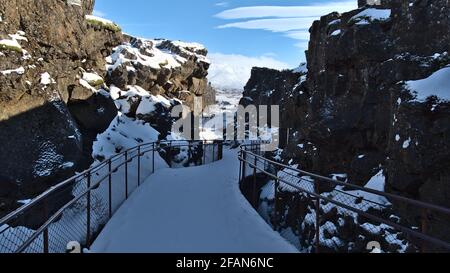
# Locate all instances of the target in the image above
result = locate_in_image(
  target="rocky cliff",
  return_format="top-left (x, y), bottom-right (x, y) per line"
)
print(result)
top-left (0, 0), bottom-right (214, 216)
top-left (242, 0), bottom-right (450, 251)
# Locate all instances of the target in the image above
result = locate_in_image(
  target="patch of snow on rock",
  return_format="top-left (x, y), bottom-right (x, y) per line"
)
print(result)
top-left (1, 66), bottom-right (25, 76)
top-left (405, 66), bottom-right (450, 102)
top-left (40, 72), bottom-right (55, 85)
top-left (351, 8), bottom-right (391, 23)
top-left (402, 138), bottom-right (411, 149)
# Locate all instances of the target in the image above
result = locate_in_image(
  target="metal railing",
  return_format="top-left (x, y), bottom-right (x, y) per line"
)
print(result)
top-left (0, 140), bottom-right (223, 253)
top-left (238, 144), bottom-right (450, 253)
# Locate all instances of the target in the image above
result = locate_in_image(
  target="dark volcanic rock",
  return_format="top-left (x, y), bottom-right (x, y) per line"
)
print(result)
top-left (243, 0), bottom-right (450, 251)
top-left (0, 0), bottom-right (122, 210)
top-left (106, 35), bottom-right (215, 110)
top-left (245, 0), bottom-right (450, 202)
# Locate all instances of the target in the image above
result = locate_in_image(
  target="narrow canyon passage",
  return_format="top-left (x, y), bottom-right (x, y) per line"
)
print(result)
top-left (90, 149), bottom-right (297, 253)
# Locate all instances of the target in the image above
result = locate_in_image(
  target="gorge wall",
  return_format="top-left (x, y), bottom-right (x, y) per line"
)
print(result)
top-left (242, 0), bottom-right (450, 251)
top-left (0, 0), bottom-right (214, 216)
top-left (245, 0), bottom-right (450, 209)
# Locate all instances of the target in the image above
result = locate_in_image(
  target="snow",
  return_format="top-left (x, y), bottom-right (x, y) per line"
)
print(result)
top-left (106, 38), bottom-right (203, 73)
top-left (200, 88), bottom-right (242, 140)
top-left (274, 164), bottom-right (390, 223)
top-left (91, 149), bottom-right (298, 253)
top-left (136, 98), bottom-right (157, 115)
top-left (79, 78), bottom-right (97, 93)
top-left (33, 141), bottom-right (64, 177)
top-left (365, 170), bottom-right (386, 193)
top-left (82, 72), bottom-right (103, 85)
top-left (85, 15), bottom-right (116, 27)
top-left (405, 66), bottom-right (450, 102)
top-left (329, 19), bottom-right (341, 25)
top-left (40, 72), bottom-right (55, 85)
top-left (351, 8), bottom-right (391, 23)
top-left (356, 170), bottom-right (390, 205)
top-left (402, 138), bottom-right (411, 149)
top-left (109, 85), bottom-right (173, 116)
top-left (92, 113), bottom-right (160, 160)
top-left (361, 223), bottom-right (383, 236)
top-left (330, 29), bottom-right (341, 36)
top-left (293, 63), bottom-right (308, 74)
top-left (134, 92), bottom-right (173, 116)
top-left (67, 0), bottom-right (82, 6)
top-left (159, 39), bottom-right (210, 64)
top-left (0, 38), bottom-right (22, 50)
top-left (9, 31), bottom-right (28, 42)
top-left (1, 67), bottom-right (25, 76)
top-left (171, 40), bottom-right (206, 51)
top-left (59, 162), bottom-right (75, 169)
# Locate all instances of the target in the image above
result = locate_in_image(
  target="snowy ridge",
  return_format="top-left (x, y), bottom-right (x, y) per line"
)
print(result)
top-left (350, 8), bottom-right (391, 25)
top-left (106, 42), bottom-right (183, 71)
top-left (106, 37), bottom-right (209, 73)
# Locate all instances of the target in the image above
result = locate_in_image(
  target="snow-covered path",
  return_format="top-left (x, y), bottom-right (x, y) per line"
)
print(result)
top-left (91, 148), bottom-right (298, 253)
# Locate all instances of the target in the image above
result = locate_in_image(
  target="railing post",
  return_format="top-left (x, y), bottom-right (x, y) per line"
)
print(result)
top-left (137, 146), bottom-right (141, 186)
top-left (203, 142), bottom-right (207, 164)
top-left (238, 150), bottom-right (242, 184)
top-left (125, 151), bottom-right (128, 199)
top-left (219, 141), bottom-right (223, 160)
top-left (168, 143), bottom-right (172, 168)
top-left (421, 209), bottom-right (430, 253)
top-left (108, 159), bottom-right (112, 218)
top-left (188, 142), bottom-right (192, 165)
top-left (152, 142), bottom-right (155, 173)
top-left (241, 150), bottom-right (247, 182)
top-left (273, 178), bottom-right (280, 231)
top-left (314, 179), bottom-right (320, 253)
top-left (43, 200), bottom-right (49, 253)
top-left (252, 155), bottom-right (258, 208)
top-left (43, 228), bottom-right (49, 253)
top-left (212, 142), bottom-right (216, 162)
top-left (86, 171), bottom-right (91, 247)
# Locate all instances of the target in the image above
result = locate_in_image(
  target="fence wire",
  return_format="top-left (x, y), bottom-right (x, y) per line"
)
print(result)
top-left (0, 140), bottom-right (224, 253)
top-left (239, 145), bottom-right (450, 253)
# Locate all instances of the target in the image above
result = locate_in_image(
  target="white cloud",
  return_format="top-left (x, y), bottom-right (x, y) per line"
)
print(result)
top-left (215, 2), bottom-right (357, 19)
top-left (218, 17), bottom-right (315, 32)
top-left (215, 2), bottom-right (229, 7)
top-left (284, 30), bottom-right (311, 40)
top-left (208, 53), bottom-right (290, 90)
top-left (215, 1), bottom-right (357, 53)
top-left (93, 10), bottom-right (106, 17)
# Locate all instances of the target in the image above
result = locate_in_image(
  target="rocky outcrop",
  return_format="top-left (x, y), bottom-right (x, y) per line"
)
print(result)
top-left (243, 0), bottom-right (450, 251)
top-left (0, 0), bottom-right (215, 217)
top-left (105, 35), bottom-right (214, 109)
top-left (0, 0), bottom-right (122, 212)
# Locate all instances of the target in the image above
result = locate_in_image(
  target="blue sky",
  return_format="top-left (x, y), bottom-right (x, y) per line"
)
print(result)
top-left (94, 0), bottom-right (357, 89)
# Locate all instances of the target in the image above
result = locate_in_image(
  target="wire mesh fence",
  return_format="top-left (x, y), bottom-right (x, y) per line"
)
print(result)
top-left (238, 145), bottom-right (450, 253)
top-left (0, 140), bottom-right (223, 253)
